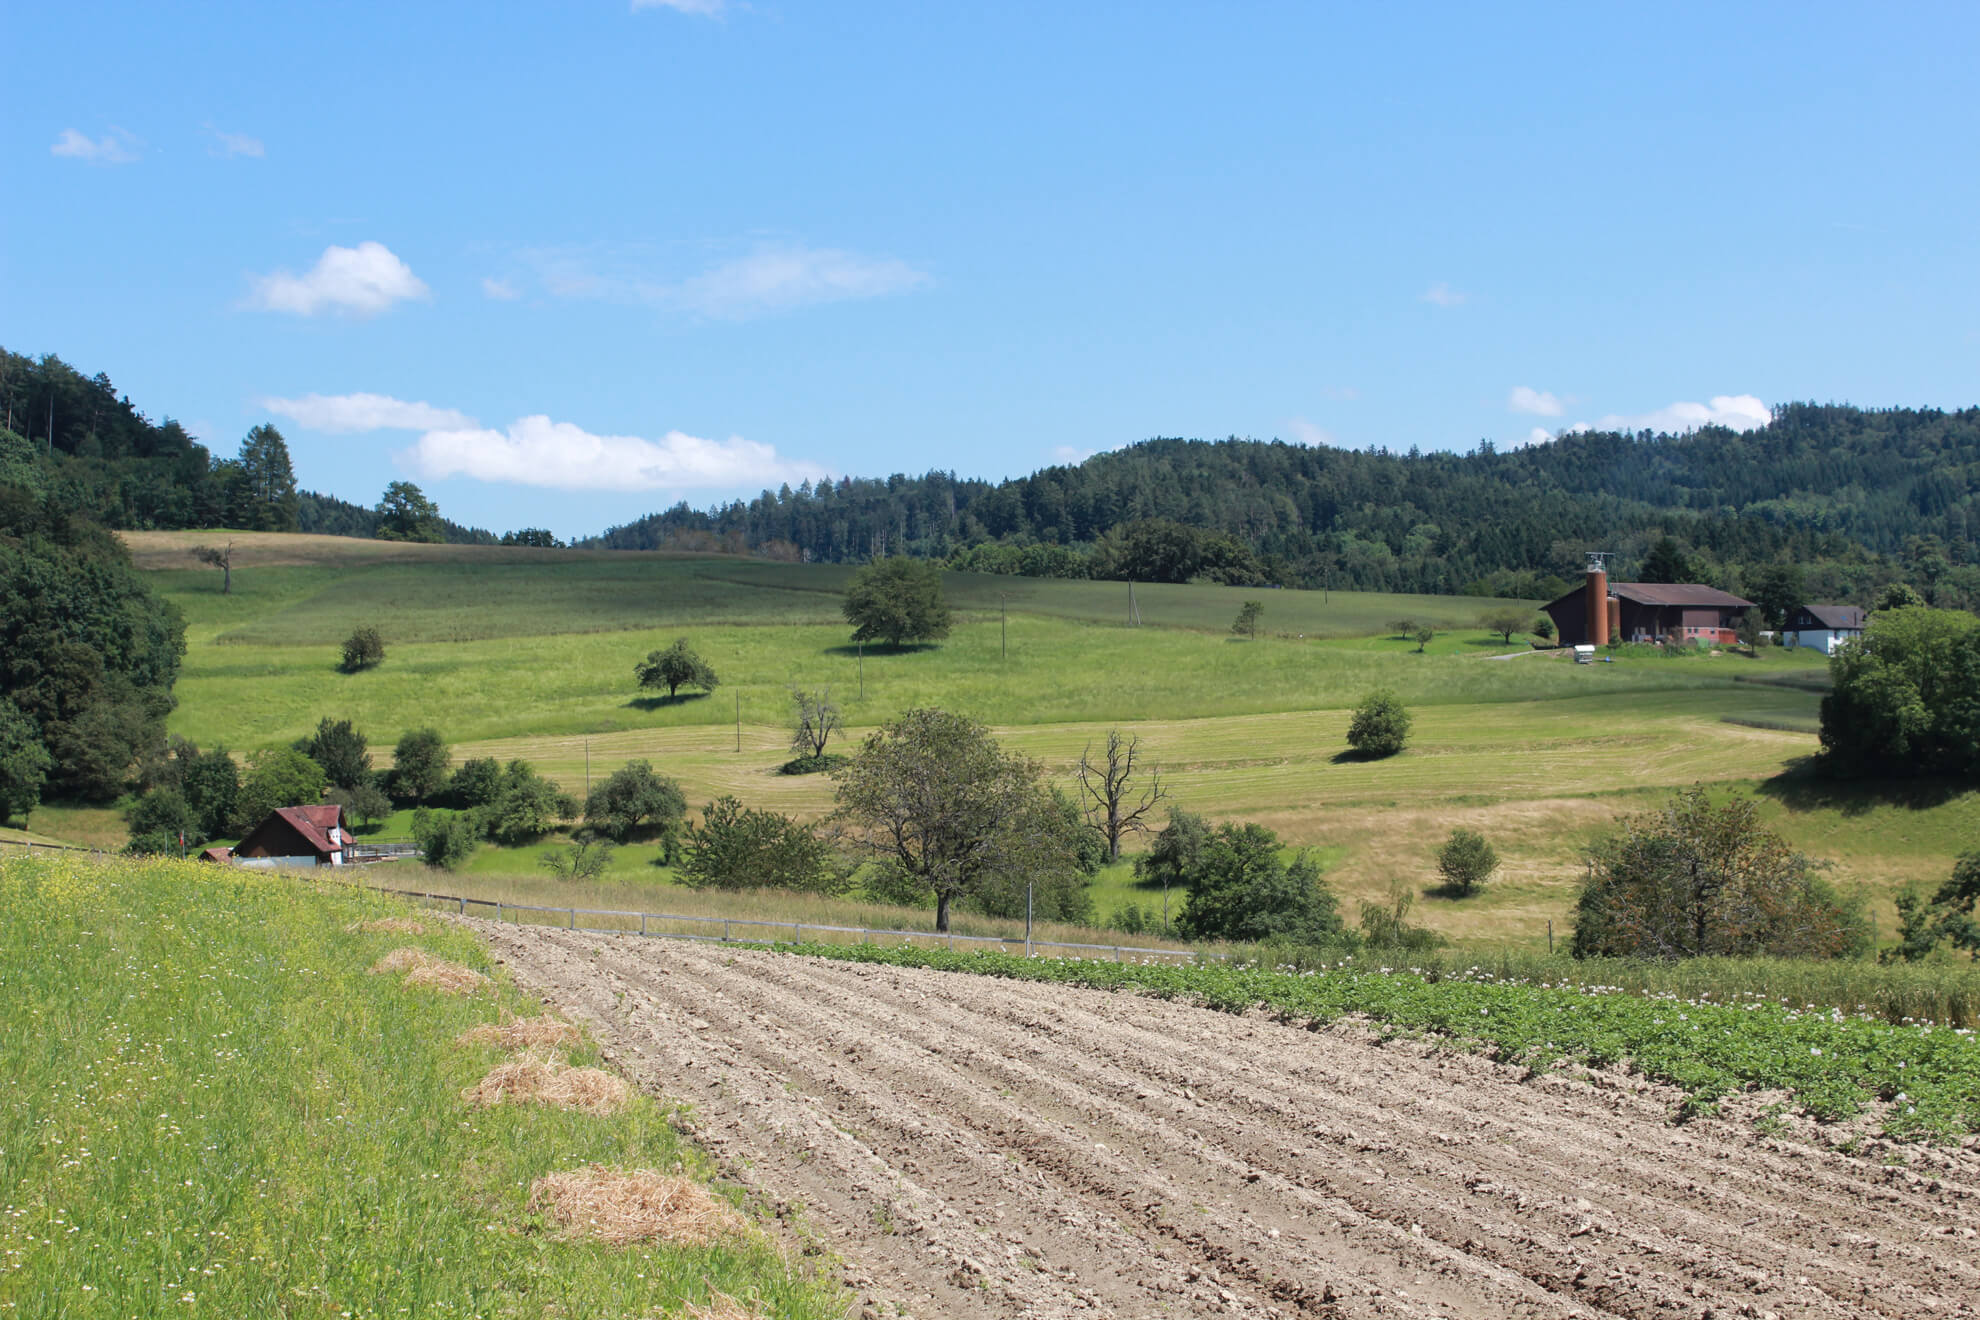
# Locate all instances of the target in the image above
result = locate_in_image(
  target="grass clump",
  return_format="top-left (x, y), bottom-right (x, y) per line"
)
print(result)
top-left (0, 853), bottom-right (843, 1319)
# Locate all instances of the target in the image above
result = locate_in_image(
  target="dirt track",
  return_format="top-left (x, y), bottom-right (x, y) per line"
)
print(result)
top-left (475, 925), bottom-right (1980, 1320)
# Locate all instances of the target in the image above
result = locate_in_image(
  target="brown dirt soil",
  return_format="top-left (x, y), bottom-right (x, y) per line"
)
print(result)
top-left (527, 1164), bottom-right (743, 1247)
top-left (476, 924), bottom-right (1980, 1320)
top-left (462, 1051), bottom-right (629, 1114)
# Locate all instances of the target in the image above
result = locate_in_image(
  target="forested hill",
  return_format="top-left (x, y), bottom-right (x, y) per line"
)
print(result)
top-left (592, 404), bottom-right (1980, 608)
top-left (0, 348), bottom-right (496, 543)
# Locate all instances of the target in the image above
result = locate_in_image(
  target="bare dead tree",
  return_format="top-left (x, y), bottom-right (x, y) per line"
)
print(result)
top-left (188, 540), bottom-right (234, 595)
top-left (791, 686), bottom-right (843, 761)
top-left (1075, 729), bottom-right (1167, 861)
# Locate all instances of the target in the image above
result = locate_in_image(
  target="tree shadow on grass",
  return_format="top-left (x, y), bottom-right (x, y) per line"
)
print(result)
top-left (1754, 756), bottom-right (1972, 817)
top-left (625, 692), bottom-right (714, 712)
top-left (1330, 747), bottom-right (1403, 764)
top-left (821, 641), bottom-right (943, 657)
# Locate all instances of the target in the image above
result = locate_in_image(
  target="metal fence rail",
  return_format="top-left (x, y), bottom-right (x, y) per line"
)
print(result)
top-left (376, 885), bottom-right (1220, 964)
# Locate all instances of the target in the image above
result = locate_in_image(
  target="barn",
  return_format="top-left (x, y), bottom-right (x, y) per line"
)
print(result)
top-left (1543, 560), bottom-right (1755, 648)
top-left (224, 804), bottom-right (351, 868)
top-left (1783, 603), bottom-right (1866, 655)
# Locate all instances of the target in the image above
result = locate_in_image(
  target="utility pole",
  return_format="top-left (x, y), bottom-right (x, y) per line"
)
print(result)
top-left (1025, 882), bottom-right (1033, 958)
top-left (584, 739), bottom-right (591, 797)
top-left (735, 692), bottom-right (741, 752)
top-left (1000, 593), bottom-right (1007, 662)
top-left (857, 641), bottom-right (864, 699)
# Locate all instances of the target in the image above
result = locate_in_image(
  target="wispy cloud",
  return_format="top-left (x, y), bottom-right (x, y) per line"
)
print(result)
top-left (1420, 282), bottom-right (1466, 307)
top-left (262, 392), bottom-right (474, 433)
top-left (1573, 394), bottom-right (1772, 436)
top-left (248, 242), bottom-right (430, 317)
top-left (1508, 385), bottom-right (1564, 417)
top-left (502, 240), bottom-right (929, 319)
top-left (480, 276), bottom-right (520, 301)
top-left (1050, 445), bottom-right (1095, 466)
top-left (403, 414), bottom-right (824, 492)
top-left (1286, 417), bottom-right (1337, 448)
top-left (209, 126), bottom-right (265, 158)
top-left (51, 127), bottom-right (140, 165)
top-left (632, 0), bottom-right (724, 11)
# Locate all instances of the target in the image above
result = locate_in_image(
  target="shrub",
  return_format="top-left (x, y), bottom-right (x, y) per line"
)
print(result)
top-left (481, 761), bottom-right (569, 846)
top-left (1345, 688), bottom-right (1411, 758)
top-left (413, 808), bottom-right (480, 870)
top-left (1175, 822), bottom-right (1346, 946)
top-left (1435, 828), bottom-right (1499, 896)
top-left (680, 796), bottom-right (844, 893)
top-left (327, 781), bottom-right (392, 831)
top-left (1359, 882), bottom-right (1444, 951)
top-left (341, 626), bottom-right (385, 672)
top-left (583, 760), bottom-right (687, 845)
top-left (125, 788), bottom-right (204, 855)
top-left (539, 833), bottom-right (618, 881)
top-left (449, 757), bottom-right (505, 808)
top-left (1533, 614), bottom-right (1556, 642)
top-left (389, 728), bottom-right (451, 804)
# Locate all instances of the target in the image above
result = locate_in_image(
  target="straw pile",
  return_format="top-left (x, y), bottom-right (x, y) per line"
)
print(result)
top-left (684, 1295), bottom-right (769, 1320)
top-left (369, 946), bottom-right (440, 975)
top-left (456, 1012), bottom-right (583, 1051)
top-left (370, 946), bottom-right (490, 995)
top-left (462, 1051), bottom-right (629, 1114)
top-left (527, 1165), bottom-right (743, 1247)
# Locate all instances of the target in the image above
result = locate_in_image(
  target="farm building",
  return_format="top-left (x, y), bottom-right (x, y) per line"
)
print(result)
top-left (1782, 603), bottom-right (1866, 655)
top-left (216, 804), bottom-right (351, 868)
top-left (1543, 561), bottom-right (1755, 647)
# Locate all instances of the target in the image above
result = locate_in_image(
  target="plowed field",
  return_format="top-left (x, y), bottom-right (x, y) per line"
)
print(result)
top-left (476, 924), bottom-right (1980, 1320)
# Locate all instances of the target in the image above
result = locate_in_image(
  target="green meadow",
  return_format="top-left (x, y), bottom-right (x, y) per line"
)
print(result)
top-left (98, 530), bottom-right (1980, 952)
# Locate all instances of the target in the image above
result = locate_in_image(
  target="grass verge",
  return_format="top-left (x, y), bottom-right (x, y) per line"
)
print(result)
top-left (0, 854), bottom-right (844, 1319)
top-left (773, 941), bottom-right (1980, 1138)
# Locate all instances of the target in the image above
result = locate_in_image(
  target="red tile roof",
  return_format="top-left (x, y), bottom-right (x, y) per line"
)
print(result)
top-left (270, 804), bottom-right (346, 855)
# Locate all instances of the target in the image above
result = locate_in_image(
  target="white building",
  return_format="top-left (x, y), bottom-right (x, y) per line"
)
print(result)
top-left (1782, 603), bottom-right (1867, 655)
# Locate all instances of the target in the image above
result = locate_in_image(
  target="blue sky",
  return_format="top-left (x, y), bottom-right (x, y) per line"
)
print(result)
top-left (7, 2), bottom-right (1977, 539)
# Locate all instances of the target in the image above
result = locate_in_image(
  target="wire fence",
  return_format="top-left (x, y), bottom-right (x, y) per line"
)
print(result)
top-left (376, 884), bottom-right (1226, 965)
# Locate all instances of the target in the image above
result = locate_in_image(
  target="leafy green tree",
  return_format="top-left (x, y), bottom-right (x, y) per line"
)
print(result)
top-left (231, 747), bottom-right (328, 833)
top-left (1571, 787), bottom-right (1865, 959)
top-left (412, 808), bottom-right (479, 870)
top-left (1231, 600), bottom-right (1263, 639)
top-left (1887, 852), bottom-right (1980, 961)
top-left (1735, 606), bottom-right (1766, 653)
top-left (481, 760), bottom-right (569, 846)
top-left (681, 796), bottom-right (843, 893)
top-left (1413, 626), bottom-right (1434, 653)
top-left (178, 744), bottom-right (240, 839)
top-left (125, 788), bottom-right (203, 855)
top-left (1359, 881), bottom-right (1444, 951)
top-left (1877, 582), bottom-right (1928, 612)
top-left (1346, 688), bottom-right (1412, 758)
top-left (540, 832), bottom-right (617, 881)
top-left (327, 781), bottom-right (392, 831)
top-left (1175, 822), bottom-right (1346, 945)
top-left (341, 626), bottom-right (385, 672)
top-left (188, 541), bottom-right (234, 594)
top-left (374, 481), bottom-right (444, 543)
top-left (1745, 562), bottom-right (1804, 629)
top-left (448, 756), bottom-right (505, 808)
top-left (831, 708), bottom-right (1076, 932)
top-left (842, 558), bottom-right (952, 647)
top-left (389, 728), bottom-right (451, 803)
top-left (1819, 607), bottom-right (1980, 778)
top-left (1479, 606), bottom-right (1532, 644)
top-left (0, 701), bottom-right (50, 824)
top-left (1638, 536), bottom-right (1694, 585)
top-left (635, 638), bottom-right (719, 699)
top-left (301, 717), bottom-right (371, 790)
top-left (501, 528), bottom-right (562, 548)
top-left (583, 760), bottom-right (688, 846)
top-left (1533, 614), bottom-right (1556, 642)
top-left (1435, 828), bottom-right (1499, 896)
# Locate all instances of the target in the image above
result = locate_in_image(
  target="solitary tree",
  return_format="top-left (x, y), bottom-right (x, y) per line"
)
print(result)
top-left (234, 424), bottom-right (299, 531)
top-left (188, 541), bottom-right (235, 594)
top-left (1435, 828), bottom-right (1499, 896)
top-left (583, 759), bottom-right (688, 846)
top-left (1346, 689), bottom-right (1412, 758)
top-left (843, 558), bottom-right (951, 647)
top-left (1571, 787), bottom-right (1864, 959)
top-left (789, 687), bottom-right (842, 766)
top-left (1413, 625), bottom-right (1435, 653)
top-left (1075, 728), bottom-right (1167, 860)
top-left (1231, 600), bottom-right (1264, 640)
top-left (635, 639), bottom-right (719, 699)
top-left (341, 626), bottom-right (385, 672)
top-left (375, 481), bottom-right (444, 543)
top-left (1479, 606), bottom-right (1532, 645)
top-left (831, 708), bottom-right (1075, 932)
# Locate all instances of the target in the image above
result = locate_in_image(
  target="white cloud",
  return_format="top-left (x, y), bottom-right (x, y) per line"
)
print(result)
top-left (1574, 394), bottom-right (1772, 436)
top-left (248, 242), bottom-right (430, 316)
top-left (262, 392), bottom-right (475, 434)
top-left (677, 245), bottom-right (929, 318)
top-left (1051, 445), bottom-right (1095, 466)
top-left (1508, 386), bottom-right (1564, 417)
top-left (403, 414), bottom-right (825, 492)
top-left (51, 127), bottom-right (139, 164)
top-left (480, 276), bottom-right (520, 301)
top-left (1286, 417), bottom-right (1336, 447)
top-left (1420, 282), bottom-right (1466, 307)
top-left (1521, 427), bottom-right (1556, 448)
top-left (210, 127), bottom-right (264, 158)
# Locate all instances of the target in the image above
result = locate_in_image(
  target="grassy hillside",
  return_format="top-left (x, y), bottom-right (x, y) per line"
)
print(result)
top-left (0, 852), bottom-right (842, 1318)
top-left (98, 532), bottom-right (1980, 952)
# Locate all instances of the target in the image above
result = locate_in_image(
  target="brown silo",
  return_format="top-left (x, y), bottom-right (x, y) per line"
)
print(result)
top-left (1586, 565), bottom-right (1609, 647)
